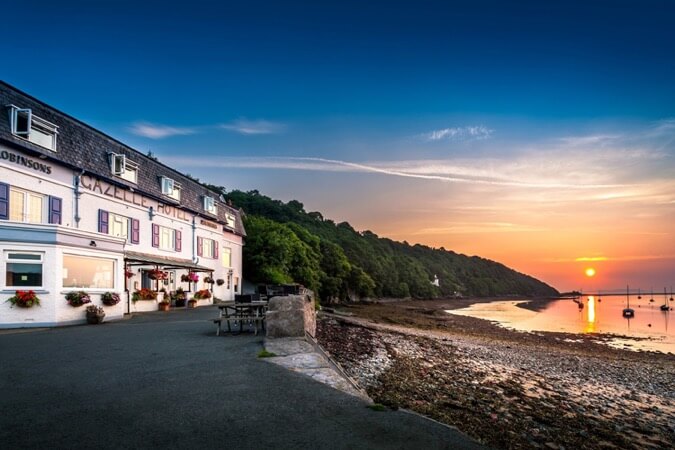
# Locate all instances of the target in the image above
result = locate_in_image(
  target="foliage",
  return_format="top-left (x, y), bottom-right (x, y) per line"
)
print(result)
top-left (243, 216), bottom-right (322, 293)
top-left (6, 290), bottom-right (41, 308)
top-left (101, 292), bottom-right (121, 306)
top-left (257, 349), bottom-right (277, 358)
top-left (226, 190), bottom-right (559, 301)
top-left (132, 288), bottom-right (157, 302)
top-left (193, 289), bottom-right (212, 300)
top-left (66, 291), bottom-right (92, 307)
top-left (171, 288), bottom-right (187, 301)
top-left (367, 404), bottom-right (387, 412)
top-left (204, 276), bottom-right (215, 284)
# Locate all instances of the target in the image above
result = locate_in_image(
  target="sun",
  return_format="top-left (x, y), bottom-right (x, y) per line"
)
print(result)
top-left (585, 267), bottom-right (596, 277)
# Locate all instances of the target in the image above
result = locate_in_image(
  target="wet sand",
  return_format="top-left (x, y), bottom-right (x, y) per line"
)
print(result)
top-left (316, 299), bottom-right (675, 449)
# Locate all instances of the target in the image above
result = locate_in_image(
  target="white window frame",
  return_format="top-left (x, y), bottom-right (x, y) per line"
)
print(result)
top-left (108, 212), bottom-right (130, 241)
top-left (225, 214), bottom-right (236, 229)
top-left (7, 105), bottom-right (58, 151)
top-left (159, 226), bottom-right (176, 251)
top-left (160, 177), bottom-right (181, 201)
top-left (109, 152), bottom-right (139, 183)
top-left (203, 196), bottom-right (217, 214)
top-left (62, 253), bottom-right (116, 290)
top-left (108, 152), bottom-right (125, 175)
top-left (202, 238), bottom-right (215, 258)
top-left (9, 187), bottom-right (47, 224)
top-left (221, 247), bottom-right (232, 268)
top-left (4, 251), bottom-right (45, 290)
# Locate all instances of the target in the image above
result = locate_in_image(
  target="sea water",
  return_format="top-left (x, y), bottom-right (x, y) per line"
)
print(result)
top-left (448, 295), bottom-right (675, 353)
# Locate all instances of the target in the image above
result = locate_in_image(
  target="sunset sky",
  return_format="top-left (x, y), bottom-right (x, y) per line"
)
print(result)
top-left (4, 0), bottom-right (675, 291)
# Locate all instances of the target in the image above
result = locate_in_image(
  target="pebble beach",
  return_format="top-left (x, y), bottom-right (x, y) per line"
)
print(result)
top-left (316, 300), bottom-right (675, 449)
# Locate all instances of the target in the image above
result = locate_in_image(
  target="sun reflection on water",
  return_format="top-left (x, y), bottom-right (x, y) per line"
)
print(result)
top-left (586, 296), bottom-right (596, 333)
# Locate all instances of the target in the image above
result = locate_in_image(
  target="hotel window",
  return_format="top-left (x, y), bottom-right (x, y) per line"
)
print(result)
top-left (197, 237), bottom-right (217, 259)
top-left (108, 152), bottom-right (139, 184)
top-left (109, 213), bottom-right (129, 240)
top-left (5, 252), bottom-right (44, 288)
top-left (8, 105), bottom-right (58, 151)
top-left (62, 254), bottom-right (115, 289)
top-left (203, 196), bottom-right (217, 214)
top-left (9, 187), bottom-right (46, 223)
top-left (221, 247), bottom-right (232, 267)
top-left (160, 227), bottom-right (176, 250)
top-left (160, 177), bottom-right (181, 201)
top-left (152, 224), bottom-right (181, 251)
top-left (225, 214), bottom-right (236, 229)
top-left (98, 210), bottom-right (139, 244)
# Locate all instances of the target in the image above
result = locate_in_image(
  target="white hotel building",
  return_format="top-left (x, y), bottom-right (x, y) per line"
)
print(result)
top-left (0, 81), bottom-right (245, 328)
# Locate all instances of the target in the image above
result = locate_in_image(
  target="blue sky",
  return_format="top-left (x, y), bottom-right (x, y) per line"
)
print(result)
top-left (3, 0), bottom-right (675, 289)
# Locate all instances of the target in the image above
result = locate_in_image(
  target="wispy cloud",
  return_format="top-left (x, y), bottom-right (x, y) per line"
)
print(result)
top-left (220, 119), bottom-right (284, 135)
top-left (128, 122), bottom-right (196, 139)
top-left (422, 125), bottom-right (493, 142)
top-left (129, 118), bottom-right (285, 138)
top-left (412, 222), bottom-right (545, 235)
top-left (163, 155), bottom-right (626, 189)
top-left (544, 254), bottom-right (675, 263)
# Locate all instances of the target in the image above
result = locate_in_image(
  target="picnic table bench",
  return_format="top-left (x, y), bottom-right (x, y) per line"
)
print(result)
top-left (213, 301), bottom-right (268, 336)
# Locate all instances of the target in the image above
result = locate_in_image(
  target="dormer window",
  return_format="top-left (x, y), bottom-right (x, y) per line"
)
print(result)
top-left (225, 213), bottom-right (236, 228)
top-left (160, 176), bottom-right (181, 201)
top-left (8, 105), bottom-right (58, 151)
top-left (108, 152), bottom-right (138, 183)
top-left (203, 196), bottom-right (217, 214)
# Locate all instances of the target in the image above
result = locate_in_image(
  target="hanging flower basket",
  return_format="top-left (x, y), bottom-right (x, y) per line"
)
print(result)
top-left (181, 272), bottom-right (199, 283)
top-left (216, 279), bottom-right (225, 286)
top-left (66, 291), bottom-right (92, 307)
top-left (125, 269), bottom-right (134, 279)
top-left (147, 269), bottom-right (168, 281)
top-left (101, 292), bottom-right (121, 306)
top-left (5, 290), bottom-right (41, 308)
top-left (204, 276), bottom-right (215, 284)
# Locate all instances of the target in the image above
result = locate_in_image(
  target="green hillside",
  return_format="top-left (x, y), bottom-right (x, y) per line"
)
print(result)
top-left (222, 189), bottom-right (558, 302)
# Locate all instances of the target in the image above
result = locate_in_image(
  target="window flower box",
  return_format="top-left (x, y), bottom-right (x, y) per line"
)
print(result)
top-left (5, 290), bottom-right (41, 308)
top-left (131, 288), bottom-right (157, 302)
top-left (66, 291), bottom-right (92, 307)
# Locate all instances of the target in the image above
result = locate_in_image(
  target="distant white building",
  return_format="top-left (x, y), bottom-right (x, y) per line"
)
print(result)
top-left (0, 81), bottom-right (245, 328)
top-left (431, 274), bottom-right (440, 287)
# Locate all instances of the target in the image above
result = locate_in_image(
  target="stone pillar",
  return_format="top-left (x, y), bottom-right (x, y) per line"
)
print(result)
top-left (266, 293), bottom-right (316, 338)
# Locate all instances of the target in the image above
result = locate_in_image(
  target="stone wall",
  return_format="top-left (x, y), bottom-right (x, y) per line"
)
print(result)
top-left (266, 293), bottom-right (316, 338)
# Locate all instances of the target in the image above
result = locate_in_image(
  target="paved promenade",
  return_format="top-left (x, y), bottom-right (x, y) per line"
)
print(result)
top-left (0, 307), bottom-right (484, 449)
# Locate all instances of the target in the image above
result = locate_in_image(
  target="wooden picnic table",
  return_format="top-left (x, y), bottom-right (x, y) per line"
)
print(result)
top-left (213, 301), bottom-right (268, 336)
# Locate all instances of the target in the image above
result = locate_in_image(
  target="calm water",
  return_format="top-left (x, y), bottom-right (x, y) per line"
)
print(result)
top-left (449, 295), bottom-right (675, 353)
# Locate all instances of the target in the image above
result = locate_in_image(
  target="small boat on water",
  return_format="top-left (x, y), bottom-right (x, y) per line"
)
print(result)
top-left (623, 285), bottom-right (635, 318)
top-left (572, 296), bottom-right (583, 309)
top-left (661, 288), bottom-right (670, 312)
top-left (638, 288), bottom-right (642, 300)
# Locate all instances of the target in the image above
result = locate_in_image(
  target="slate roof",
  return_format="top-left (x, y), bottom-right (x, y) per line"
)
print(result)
top-left (0, 81), bottom-right (245, 237)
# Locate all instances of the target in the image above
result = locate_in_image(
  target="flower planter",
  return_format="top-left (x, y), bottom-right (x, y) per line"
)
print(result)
top-left (174, 298), bottom-right (186, 307)
top-left (158, 302), bottom-right (170, 312)
top-left (187, 300), bottom-right (197, 309)
top-left (86, 312), bottom-right (105, 324)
